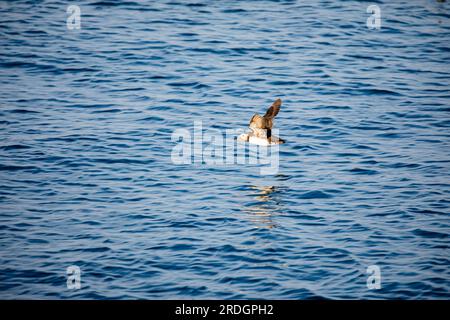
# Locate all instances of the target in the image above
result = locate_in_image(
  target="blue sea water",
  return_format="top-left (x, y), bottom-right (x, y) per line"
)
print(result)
top-left (0, 0), bottom-right (449, 299)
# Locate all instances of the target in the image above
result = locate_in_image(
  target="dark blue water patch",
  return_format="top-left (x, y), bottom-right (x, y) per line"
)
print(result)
top-left (349, 124), bottom-right (396, 131)
top-left (0, 61), bottom-right (37, 69)
top-left (291, 144), bottom-right (317, 152)
top-left (314, 105), bottom-right (351, 110)
top-left (347, 168), bottom-right (379, 175)
top-left (91, 108), bottom-right (122, 114)
top-left (359, 160), bottom-right (379, 165)
top-left (167, 243), bottom-right (197, 251)
top-left (62, 66), bottom-right (99, 73)
top-left (286, 210), bottom-right (324, 221)
top-left (311, 117), bottom-right (338, 125)
top-left (4, 61), bottom-right (65, 75)
top-left (36, 135), bottom-right (99, 143)
top-left (387, 111), bottom-right (433, 119)
top-left (167, 81), bottom-right (204, 88)
top-left (267, 80), bottom-right (299, 86)
top-left (433, 120), bottom-right (450, 128)
top-left (7, 109), bottom-right (40, 114)
top-left (0, 144), bottom-right (31, 151)
top-left (185, 2), bottom-right (207, 8)
top-left (334, 152), bottom-right (361, 157)
top-left (351, 144), bottom-right (377, 151)
top-left (222, 8), bottom-right (248, 13)
top-left (230, 47), bottom-right (272, 55)
top-left (28, 238), bottom-right (50, 244)
top-left (412, 229), bottom-right (448, 239)
top-left (148, 75), bottom-right (178, 81)
top-left (0, 164), bottom-right (37, 171)
top-left (382, 162), bottom-right (421, 169)
top-left (189, 47), bottom-right (230, 56)
top-left (0, 268), bottom-right (63, 288)
top-left (408, 208), bottom-right (446, 216)
top-left (65, 246), bottom-right (112, 253)
top-left (346, 54), bottom-right (384, 61)
top-left (177, 32), bottom-right (198, 37)
top-left (138, 115), bottom-right (165, 122)
top-left (355, 88), bottom-right (402, 96)
top-left (91, 157), bottom-right (154, 165)
top-left (298, 190), bottom-right (333, 199)
top-left (368, 209), bottom-right (409, 218)
top-left (110, 87), bottom-right (146, 92)
top-left (375, 132), bottom-right (408, 139)
top-left (313, 247), bottom-right (354, 259)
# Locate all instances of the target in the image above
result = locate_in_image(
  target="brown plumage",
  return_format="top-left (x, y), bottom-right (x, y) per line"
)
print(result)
top-left (249, 98), bottom-right (282, 142)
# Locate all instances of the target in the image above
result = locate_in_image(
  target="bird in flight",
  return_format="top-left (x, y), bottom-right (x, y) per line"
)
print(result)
top-left (238, 98), bottom-right (285, 145)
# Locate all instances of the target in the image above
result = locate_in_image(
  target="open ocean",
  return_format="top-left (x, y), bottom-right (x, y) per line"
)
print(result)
top-left (0, 0), bottom-right (449, 299)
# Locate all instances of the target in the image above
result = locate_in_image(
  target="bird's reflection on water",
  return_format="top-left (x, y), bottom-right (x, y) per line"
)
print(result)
top-left (243, 185), bottom-right (285, 229)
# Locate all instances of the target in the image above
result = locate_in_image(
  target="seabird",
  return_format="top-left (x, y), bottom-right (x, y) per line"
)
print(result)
top-left (238, 98), bottom-right (285, 145)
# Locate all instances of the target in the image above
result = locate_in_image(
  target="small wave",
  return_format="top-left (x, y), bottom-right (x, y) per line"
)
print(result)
top-left (0, 144), bottom-right (30, 151)
top-left (0, 164), bottom-right (36, 171)
top-left (8, 109), bottom-right (40, 114)
top-left (223, 8), bottom-right (248, 13)
top-left (298, 190), bottom-right (333, 199)
top-left (412, 229), bottom-right (448, 239)
top-left (348, 168), bottom-right (379, 175)
top-left (356, 88), bottom-right (402, 96)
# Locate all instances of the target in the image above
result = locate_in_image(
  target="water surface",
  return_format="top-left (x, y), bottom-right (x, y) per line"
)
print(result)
top-left (0, 0), bottom-right (449, 299)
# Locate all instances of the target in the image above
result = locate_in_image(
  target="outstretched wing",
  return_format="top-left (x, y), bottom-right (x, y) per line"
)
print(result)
top-left (264, 98), bottom-right (282, 119)
top-left (249, 114), bottom-right (264, 128)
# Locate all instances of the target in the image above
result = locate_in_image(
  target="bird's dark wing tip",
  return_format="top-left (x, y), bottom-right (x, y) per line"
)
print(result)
top-left (273, 98), bottom-right (282, 108)
top-left (264, 98), bottom-right (282, 118)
